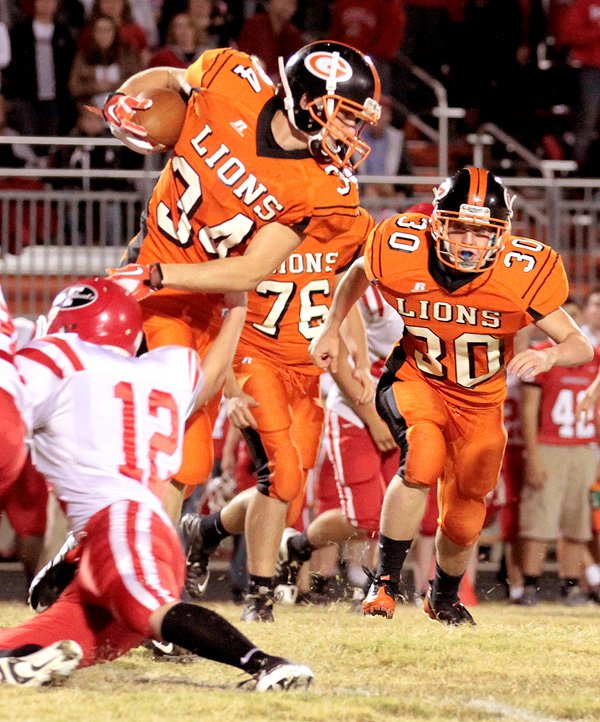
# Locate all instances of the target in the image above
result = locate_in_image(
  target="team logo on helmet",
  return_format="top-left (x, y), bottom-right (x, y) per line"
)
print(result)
top-left (52, 285), bottom-right (98, 309)
top-left (304, 52), bottom-right (353, 82)
top-left (434, 178), bottom-right (452, 202)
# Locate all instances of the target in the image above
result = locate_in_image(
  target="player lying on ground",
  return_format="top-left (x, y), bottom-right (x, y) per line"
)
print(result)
top-left (0, 278), bottom-right (312, 690)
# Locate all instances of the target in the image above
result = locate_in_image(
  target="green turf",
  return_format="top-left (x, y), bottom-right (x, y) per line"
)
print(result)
top-left (1, 600), bottom-right (598, 722)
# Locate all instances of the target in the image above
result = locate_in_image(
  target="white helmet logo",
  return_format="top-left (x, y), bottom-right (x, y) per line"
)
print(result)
top-left (53, 285), bottom-right (98, 309)
top-left (304, 52), bottom-right (353, 82)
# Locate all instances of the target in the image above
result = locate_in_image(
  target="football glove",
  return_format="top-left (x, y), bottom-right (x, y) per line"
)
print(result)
top-left (106, 263), bottom-right (163, 301)
top-left (101, 92), bottom-right (165, 155)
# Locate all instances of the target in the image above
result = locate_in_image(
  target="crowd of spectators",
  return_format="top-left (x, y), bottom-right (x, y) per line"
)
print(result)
top-left (0, 0), bottom-right (598, 174)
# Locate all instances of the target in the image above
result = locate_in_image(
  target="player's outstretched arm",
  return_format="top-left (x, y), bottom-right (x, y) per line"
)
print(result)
top-left (118, 66), bottom-right (186, 97)
top-left (507, 307), bottom-right (593, 379)
top-left (309, 257), bottom-right (370, 373)
top-left (110, 223), bottom-right (303, 298)
top-left (162, 223), bottom-right (302, 292)
top-left (340, 302), bottom-right (372, 404)
top-left (224, 367), bottom-right (259, 429)
top-left (192, 292), bottom-right (247, 410)
top-left (330, 341), bottom-right (396, 453)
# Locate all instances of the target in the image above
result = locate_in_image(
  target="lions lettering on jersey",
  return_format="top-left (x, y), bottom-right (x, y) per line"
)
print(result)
top-left (364, 212), bottom-right (568, 405)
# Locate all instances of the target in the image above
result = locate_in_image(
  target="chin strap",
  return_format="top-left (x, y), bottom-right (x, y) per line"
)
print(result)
top-left (278, 56), bottom-right (296, 127)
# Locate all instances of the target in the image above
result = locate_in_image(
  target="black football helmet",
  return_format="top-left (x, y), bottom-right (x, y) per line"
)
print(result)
top-left (278, 41), bottom-right (381, 170)
top-left (430, 167), bottom-right (514, 272)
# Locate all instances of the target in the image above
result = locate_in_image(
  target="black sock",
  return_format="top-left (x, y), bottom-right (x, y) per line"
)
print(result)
top-left (376, 534), bottom-right (412, 584)
top-left (199, 511), bottom-right (230, 549)
top-left (289, 531), bottom-right (314, 562)
top-left (161, 602), bottom-right (271, 673)
top-left (310, 573), bottom-right (334, 594)
top-left (248, 574), bottom-right (274, 592)
top-left (432, 561), bottom-right (462, 599)
top-left (523, 575), bottom-right (539, 590)
top-left (0, 644), bottom-right (42, 658)
top-left (560, 577), bottom-right (579, 595)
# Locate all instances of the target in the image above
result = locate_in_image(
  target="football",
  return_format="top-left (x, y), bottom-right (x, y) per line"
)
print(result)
top-left (132, 87), bottom-right (187, 148)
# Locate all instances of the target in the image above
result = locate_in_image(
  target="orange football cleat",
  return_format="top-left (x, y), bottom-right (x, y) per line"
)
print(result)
top-left (361, 575), bottom-right (398, 619)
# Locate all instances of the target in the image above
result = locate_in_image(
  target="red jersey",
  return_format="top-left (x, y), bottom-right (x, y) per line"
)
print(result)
top-left (364, 212), bottom-right (569, 406)
top-left (235, 208), bottom-right (373, 374)
top-left (525, 339), bottom-right (600, 445)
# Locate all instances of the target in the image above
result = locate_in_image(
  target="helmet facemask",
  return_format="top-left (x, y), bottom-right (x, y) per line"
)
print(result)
top-left (431, 208), bottom-right (511, 272)
top-left (304, 93), bottom-right (381, 169)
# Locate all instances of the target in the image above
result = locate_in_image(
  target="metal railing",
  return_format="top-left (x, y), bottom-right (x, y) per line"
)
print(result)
top-left (468, 123), bottom-right (578, 179)
top-left (1, 136), bottom-right (600, 316)
top-left (391, 58), bottom-right (465, 177)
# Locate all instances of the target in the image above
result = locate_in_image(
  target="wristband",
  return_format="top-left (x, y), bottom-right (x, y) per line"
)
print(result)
top-left (148, 262), bottom-right (164, 291)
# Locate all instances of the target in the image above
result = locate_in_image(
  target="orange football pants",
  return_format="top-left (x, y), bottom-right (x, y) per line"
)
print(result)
top-left (233, 356), bottom-right (324, 527)
top-left (389, 379), bottom-right (506, 547)
top-left (141, 294), bottom-right (222, 492)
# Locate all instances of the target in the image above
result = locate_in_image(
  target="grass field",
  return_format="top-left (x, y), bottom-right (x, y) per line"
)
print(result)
top-left (0, 599), bottom-right (598, 722)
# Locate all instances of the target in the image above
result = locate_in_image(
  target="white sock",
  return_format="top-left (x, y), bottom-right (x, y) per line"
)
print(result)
top-left (585, 563), bottom-right (600, 588)
top-left (347, 563), bottom-right (369, 588)
top-left (509, 585), bottom-right (524, 600)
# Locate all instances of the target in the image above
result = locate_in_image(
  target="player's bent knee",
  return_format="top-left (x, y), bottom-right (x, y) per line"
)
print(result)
top-left (259, 478), bottom-right (301, 504)
top-left (403, 421), bottom-right (445, 487)
top-left (442, 508), bottom-right (486, 547)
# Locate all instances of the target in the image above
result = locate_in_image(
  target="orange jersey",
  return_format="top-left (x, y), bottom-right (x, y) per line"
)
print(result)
top-left (364, 212), bottom-right (569, 406)
top-left (235, 208), bottom-right (373, 374)
top-left (133, 48), bottom-right (361, 299)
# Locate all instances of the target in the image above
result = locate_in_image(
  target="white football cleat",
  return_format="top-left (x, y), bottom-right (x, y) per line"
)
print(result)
top-left (274, 583), bottom-right (299, 605)
top-left (0, 640), bottom-right (82, 686)
top-left (29, 532), bottom-right (78, 612)
top-left (274, 527), bottom-right (304, 588)
top-left (253, 659), bottom-right (314, 692)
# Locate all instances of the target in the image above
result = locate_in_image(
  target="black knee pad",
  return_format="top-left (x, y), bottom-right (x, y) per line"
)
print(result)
top-left (375, 371), bottom-right (407, 478)
top-left (241, 427), bottom-right (271, 496)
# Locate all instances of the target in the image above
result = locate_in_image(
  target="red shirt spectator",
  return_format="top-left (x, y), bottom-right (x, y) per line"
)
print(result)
top-left (558, 0), bottom-right (600, 67)
top-left (527, 339), bottom-right (600, 445)
top-left (236, 0), bottom-right (305, 83)
top-left (329, 0), bottom-right (406, 62)
top-left (148, 12), bottom-right (211, 69)
top-left (78, 0), bottom-right (148, 56)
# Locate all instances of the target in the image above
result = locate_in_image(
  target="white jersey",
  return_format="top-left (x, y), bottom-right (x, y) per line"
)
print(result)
top-left (327, 285), bottom-right (405, 428)
top-left (16, 334), bottom-right (202, 535)
top-left (0, 285), bottom-right (29, 423)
